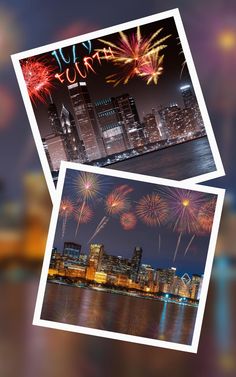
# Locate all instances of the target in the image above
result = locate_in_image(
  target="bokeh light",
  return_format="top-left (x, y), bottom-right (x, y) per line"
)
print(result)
top-left (0, 86), bottom-right (16, 129)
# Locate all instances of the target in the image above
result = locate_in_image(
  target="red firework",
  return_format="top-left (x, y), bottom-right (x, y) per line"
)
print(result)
top-left (120, 212), bottom-right (137, 230)
top-left (105, 185), bottom-right (132, 215)
top-left (198, 199), bottom-right (216, 233)
top-left (21, 57), bottom-right (55, 104)
top-left (74, 203), bottom-right (93, 224)
top-left (138, 51), bottom-right (164, 85)
top-left (136, 193), bottom-right (169, 226)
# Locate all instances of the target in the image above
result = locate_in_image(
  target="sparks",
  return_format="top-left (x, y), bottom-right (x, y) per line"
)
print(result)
top-left (74, 203), bottom-right (93, 225)
top-left (120, 212), bottom-right (137, 230)
top-left (97, 26), bottom-right (171, 86)
top-left (198, 198), bottom-right (216, 233)
top-left (73, 172), bottom-right (102, 200)
top-left (138, 51), bottom-right (164, 85)
top-left (136, 192), bottom-right (168, 227)
top-left (21, 57), bottom-right (55, 104)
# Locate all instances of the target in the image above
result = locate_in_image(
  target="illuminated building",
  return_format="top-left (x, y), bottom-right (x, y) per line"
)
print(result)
top-left (88, 244), bottom-right (104, 271)
top-left (130, 246), bottom-right (142, 281)
top-left (78, 253), bottom-right (88, 266)
top-left (116, 94), bottom-right (144, 148)
top-left (158, 105), bottom-right (182, 139)
top-left (95, 97), bottom-right (129, 155)
top-left (190, 274), bottom-right (202, 300)
top-left (42, 133), bottom-right (67, 172)
top-left (66, 265), bottom-right (86, 279)
top-left (48, 101), bottom-right (62, 134)
top-left (116, 274), bottom-right (129, 287)
top-left (180, 84), bottom-right (204, 131)
top-left (156, 267), bottom-right (176, 293)
top-left (143, 113), bottom-right (161, 143)
top-left (60, 104), bottom-right (86, 162)
top-left (63, 242), bottom-right (81, 259)
top-left (68, 82), bottom-right (106, 161)
top-left (86, 261), bottom-right (96, 281)
top-left (94, 271), bottom-right (107, 284)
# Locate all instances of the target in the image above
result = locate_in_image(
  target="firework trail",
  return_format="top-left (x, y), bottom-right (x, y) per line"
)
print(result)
top-left (59, 199), bottom-right (74, 238)
top-left (97, 26), bottom-right (171, 86)
top-left (161, 188), bottom-right (206, 261)
top-left (177, 37), bottom-right (187, 78)
top-left (88, 185), bottom-right (133, 243)
top-left (184, 234), bottom-right (196, 256)
top-left (73, 172), bottom-right (102, 236)
top-left (120, 212), bottom-right (137, 230)
top-left (21, 57), bottom-right (55, 104)
top-left (158, 234), bottom-right (161, 253)
top-left (138, 51), bottom-right (164, 85)
top-left (74, 202), bottom-right (93, 235)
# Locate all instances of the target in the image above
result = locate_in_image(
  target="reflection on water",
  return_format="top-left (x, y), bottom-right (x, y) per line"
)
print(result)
top-left (41, 283), bottom-right (198, 345)
top-left (110, 137), bottom-right (216, 180)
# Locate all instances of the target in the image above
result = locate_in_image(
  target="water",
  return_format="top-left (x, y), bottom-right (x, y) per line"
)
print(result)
top-left (108, 136), bottom-right (216, 180)
top-left (41, 283), bottom-right (198, 345)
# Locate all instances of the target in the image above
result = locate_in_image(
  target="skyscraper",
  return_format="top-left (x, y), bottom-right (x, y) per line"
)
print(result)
top-left (116, 94), bottom-right (144, 148)
top-left (63, 242), bottom-right (81, 259)
top-left (48, 102), bottom-right (62, 134)
top-left (68, 82), bottom-right (106, 161)
top-left (95, 97), bottom-right (129, 155)
top-left (88, 244), bottom-right (104, 271)
top-left (180, 84), bottom-right (204, 131)
top-left (130, 246), bottom-right (142, 280)
top-left (143, 113), bottom-right (161, 143)
top-left (60, 104), bottom-right (86, 162)
top-left (42, 133), bottom-right (67, 172)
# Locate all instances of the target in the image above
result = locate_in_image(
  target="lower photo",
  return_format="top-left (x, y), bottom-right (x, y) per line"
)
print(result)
top-left (34, 162), bottom-right (224, 353)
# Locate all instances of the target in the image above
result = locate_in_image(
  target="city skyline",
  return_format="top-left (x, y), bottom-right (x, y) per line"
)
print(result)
top-left (19, 16), bottom-right (212, 180)
top-left (53, 169), bottom-right (217, 277)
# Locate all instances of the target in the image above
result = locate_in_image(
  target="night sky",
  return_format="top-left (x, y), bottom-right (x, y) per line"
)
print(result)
top-left (21, 16), bottom-right (193, 138)
top-left (53, 168), bottom-right (216, 277)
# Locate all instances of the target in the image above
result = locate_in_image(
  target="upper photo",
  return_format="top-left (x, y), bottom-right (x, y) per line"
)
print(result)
top-left (12, 9), bottom-right (224, 198)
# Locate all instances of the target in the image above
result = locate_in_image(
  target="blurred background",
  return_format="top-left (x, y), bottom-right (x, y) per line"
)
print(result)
top-left (0, 0), bottom-right (236, 376)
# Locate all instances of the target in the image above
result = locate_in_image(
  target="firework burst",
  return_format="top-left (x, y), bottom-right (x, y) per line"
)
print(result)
top-left (198, 198), bottom-right (216, 234)
top-left (73, 172), bottom-right (102, 200)
top-left (105, 185), bottom-right (132, 215)
top-left (88, 185), bottom-right (133, 243)
top-left (138, 51), bottom-right (164, 85)
top-left (21, 57), bottom-right (55, 104)
top-left (136, 192), bottom-right (168, 226)
top-left (120, 212), bottom-right (137, 230)
top-left (59, 199), bottom-right (74, 238)
top-left (97, 26), bottom-right (171, 86)
top-left (162, 188), bottom-right (206, 261)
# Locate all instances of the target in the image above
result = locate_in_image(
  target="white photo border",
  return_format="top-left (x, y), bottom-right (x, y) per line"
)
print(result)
top-left (11, 8), bottom-right (225, 202)
top-left (33, 161), bottom-right (225, 353)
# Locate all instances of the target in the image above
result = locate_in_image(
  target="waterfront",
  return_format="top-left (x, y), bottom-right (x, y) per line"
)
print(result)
top-left (41, 283), bottom-right (198, 345)
top-left (109, 136), bottom-right (216, 180)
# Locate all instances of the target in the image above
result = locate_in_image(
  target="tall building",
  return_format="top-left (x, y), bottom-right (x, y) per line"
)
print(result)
top-left (156, 267), bottom-right (176, 293)
top-left (88, 244), bottom-right (104, 271)
top-left (158, 105), bottom-right (181, 139)
top-left (42, 133), bottom-right (67, 172)
top-left (143, 113), bottom-right (161, 143)
top-left (130, 246), bottom-right (142, 280)
top-left (60, 104), bottom-right (86, 162)
top-left (68, 82), bottom-right (106, 161)
top-left (63, 242), bottom-right (81, 259)
top-left (190, 274), bottom-right (202, 300)
top-left (116, 94), bottom-right (144, 148)
top-left (95, 97), bottom-right (129, 155)
top-left (48, 102), bottom-right (62, 134)
top-left (180, 84), bottom-right (204, 131)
